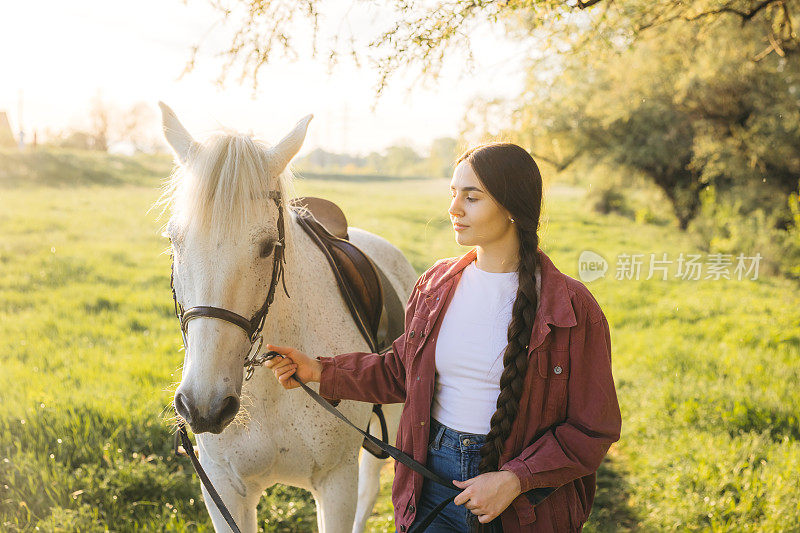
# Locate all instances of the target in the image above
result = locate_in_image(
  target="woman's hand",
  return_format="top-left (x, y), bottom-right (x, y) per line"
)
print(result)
top-left (452, 471), bottom-right (522, 523)
top-left (263, 344), bottom-right (323, 389)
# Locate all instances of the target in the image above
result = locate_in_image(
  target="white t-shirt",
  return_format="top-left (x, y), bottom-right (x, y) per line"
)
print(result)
top-left (431, 259), bottom-right (523, 434)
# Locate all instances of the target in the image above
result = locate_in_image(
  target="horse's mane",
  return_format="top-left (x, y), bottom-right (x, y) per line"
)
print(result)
top-left (153, 130), bottom-right (302, 245)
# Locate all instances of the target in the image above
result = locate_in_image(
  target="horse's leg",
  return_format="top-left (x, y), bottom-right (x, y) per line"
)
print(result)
top-left (198, 457), bottom-right (261, 533)
top-left (352, 448), bottom-right (387, 533)
top-left (311, 459), bottom-right (360, 533)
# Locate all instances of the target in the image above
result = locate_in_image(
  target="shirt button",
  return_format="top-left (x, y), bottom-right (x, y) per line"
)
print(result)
top-left (436, 296), bottom-right (440, 301)
top-left (416, 376), bottom-right (420, 381)
top-left (400, 526), bottom-right (407, 532)
top-left (554, 365), bottom-right (563, 375)
top-left (409, 504), bottom-right (416, 513)
top-left (409, 330), bottom-right (415, 338)
top-left (420, 421), bottom-right (425, 426)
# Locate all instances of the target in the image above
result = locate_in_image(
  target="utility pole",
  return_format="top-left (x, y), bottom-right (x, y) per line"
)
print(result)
top-left (342, 102), bottom-right (349, 155)
top-left (17, 90), bottom-right (25, 150)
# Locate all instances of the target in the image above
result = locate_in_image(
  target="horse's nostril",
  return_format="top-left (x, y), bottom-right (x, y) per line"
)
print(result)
top-left (217, 395), bottom-right (240, 425)
top-left (175, 392), bottom-right (193, 423)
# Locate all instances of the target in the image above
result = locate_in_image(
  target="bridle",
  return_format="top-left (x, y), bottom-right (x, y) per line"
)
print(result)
top-left (169, 189), bottom-right (289, 380)
top-left (168, 189), bottom-right (291, 533)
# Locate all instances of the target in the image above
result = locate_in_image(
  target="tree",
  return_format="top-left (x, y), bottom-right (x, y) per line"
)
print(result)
top-left (503, 4), bottom-right (800, 229)
top-left (88, 92), bottom-right (110, 152)
top-left (382, 144), bottom-right (424, 175)
top-left (427, 137), bottom-right (460, 178)
top-left (47, 98), bottom-right (161, 153)
top-left (117, 102), bottom-right (158, 152)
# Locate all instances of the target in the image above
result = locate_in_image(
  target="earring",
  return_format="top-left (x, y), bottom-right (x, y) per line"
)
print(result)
top-left (509, 217), bottom-right (515, 223)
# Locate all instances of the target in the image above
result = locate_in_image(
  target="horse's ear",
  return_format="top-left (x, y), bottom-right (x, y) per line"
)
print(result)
top-left (159, 101), bottom-right (195, 164)
top-left (271, 114), bottom-right (313, 174)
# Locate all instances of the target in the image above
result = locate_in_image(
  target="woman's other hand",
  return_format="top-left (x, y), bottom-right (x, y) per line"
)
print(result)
top-left (264, 344), bottom-right (323, 389)
top-left (452, 471), bottom-right (522, 523)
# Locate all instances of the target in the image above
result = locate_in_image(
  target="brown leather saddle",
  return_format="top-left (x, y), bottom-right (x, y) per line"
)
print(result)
top-left (289, 196), bottom-right (405, 459)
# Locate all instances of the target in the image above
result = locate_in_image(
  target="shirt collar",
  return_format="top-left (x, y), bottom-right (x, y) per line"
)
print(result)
top-left (431, 247), bottom-right (577, 332)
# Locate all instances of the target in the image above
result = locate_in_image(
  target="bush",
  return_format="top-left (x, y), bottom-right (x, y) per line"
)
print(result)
top-left (783, 184), bottom-right (800, 278)
top-left (690, 184), bottom-right (800, 279)
top-left (587, 183), bottom-right (633, 218)
top-left (634, 206), bottom-right (659, 225)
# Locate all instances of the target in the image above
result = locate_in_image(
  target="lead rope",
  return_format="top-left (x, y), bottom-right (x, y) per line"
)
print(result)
top-left (258, 353), bottom-right (465, 532)
top-left (176, 423), bottom-right (242, 533)
top-left (168, 194), bottom-right (555, 531)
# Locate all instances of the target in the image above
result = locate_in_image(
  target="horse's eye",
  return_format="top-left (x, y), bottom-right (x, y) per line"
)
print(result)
top-left (259, 241), bottom-right (275, 258)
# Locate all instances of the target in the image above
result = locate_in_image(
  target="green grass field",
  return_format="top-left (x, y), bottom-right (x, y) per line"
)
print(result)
top-left (1, 149), bottom-right (799, 531)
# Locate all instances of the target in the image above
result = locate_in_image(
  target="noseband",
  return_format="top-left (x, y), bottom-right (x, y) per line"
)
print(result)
top-left (169, 190), bottom-right (289, 380)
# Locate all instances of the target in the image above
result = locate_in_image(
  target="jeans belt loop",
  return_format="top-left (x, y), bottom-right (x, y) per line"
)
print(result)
top-left (430, 420), bottom-right (446, 450)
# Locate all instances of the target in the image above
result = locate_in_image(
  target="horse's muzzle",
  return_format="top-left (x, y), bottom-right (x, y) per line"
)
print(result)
top-left (175, 391), bottom-right (240, 434)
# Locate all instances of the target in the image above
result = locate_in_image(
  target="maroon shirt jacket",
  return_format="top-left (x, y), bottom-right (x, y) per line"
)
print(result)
top-left (318, 247), bottom-right (622, 532)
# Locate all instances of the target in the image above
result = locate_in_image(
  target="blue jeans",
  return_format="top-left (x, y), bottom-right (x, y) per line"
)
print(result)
top-left (398, 417), bottom-right (492, 533)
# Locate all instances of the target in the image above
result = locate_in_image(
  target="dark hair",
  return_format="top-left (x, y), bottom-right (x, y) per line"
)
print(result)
top-left (455, 142), bottom-right (543, 530)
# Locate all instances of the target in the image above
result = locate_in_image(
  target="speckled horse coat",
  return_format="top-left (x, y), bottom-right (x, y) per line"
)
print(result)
top-left (157, 102), bottom-right (416, 532)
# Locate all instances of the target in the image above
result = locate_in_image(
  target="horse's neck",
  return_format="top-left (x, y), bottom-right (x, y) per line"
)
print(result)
top-left (238, 211), bottom-right (372, 431)
top-left (257, 211), bottom-right (330, 356)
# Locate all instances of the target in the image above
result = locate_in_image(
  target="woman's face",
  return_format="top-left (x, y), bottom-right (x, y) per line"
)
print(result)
top-left (449, 160), bottom-right (514, 248)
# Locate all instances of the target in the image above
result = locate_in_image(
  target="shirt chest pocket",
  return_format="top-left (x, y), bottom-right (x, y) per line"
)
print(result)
top-left (537, 348), bottom-right (570, 380)
top-left (535, 348), bottom-right (570, 423)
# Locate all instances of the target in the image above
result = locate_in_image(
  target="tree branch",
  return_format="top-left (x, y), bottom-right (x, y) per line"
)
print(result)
top-left (181, 0), bottom-right (800, 97)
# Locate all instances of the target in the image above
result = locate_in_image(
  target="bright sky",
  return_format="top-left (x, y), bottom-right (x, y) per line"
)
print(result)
top-left (1, 1), bottom-right (530, 156)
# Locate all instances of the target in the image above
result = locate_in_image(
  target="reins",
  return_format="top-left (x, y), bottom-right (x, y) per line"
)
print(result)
top-left (168, 190), bottom-right (555, 532)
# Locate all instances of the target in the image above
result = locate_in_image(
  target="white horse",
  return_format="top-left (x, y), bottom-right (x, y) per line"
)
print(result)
top-left (154, 102), bottom-right (415, 532)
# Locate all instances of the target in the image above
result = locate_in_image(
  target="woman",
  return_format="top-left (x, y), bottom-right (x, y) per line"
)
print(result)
top-left (265, 143), bottom-right (622, 532)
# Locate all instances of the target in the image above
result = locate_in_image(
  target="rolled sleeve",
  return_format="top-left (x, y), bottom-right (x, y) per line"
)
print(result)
top-left (500, 457), bottom-right (536, 493)
top-left (317, 356), bottom-right (339, 401)
top-left (316, 333), bottom-right (408, 404)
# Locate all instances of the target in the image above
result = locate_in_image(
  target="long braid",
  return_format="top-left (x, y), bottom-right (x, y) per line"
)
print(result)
top-left (478, 229), bottom-right (539, 473)
top-left (468, 230), bottom-right (539, 533)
